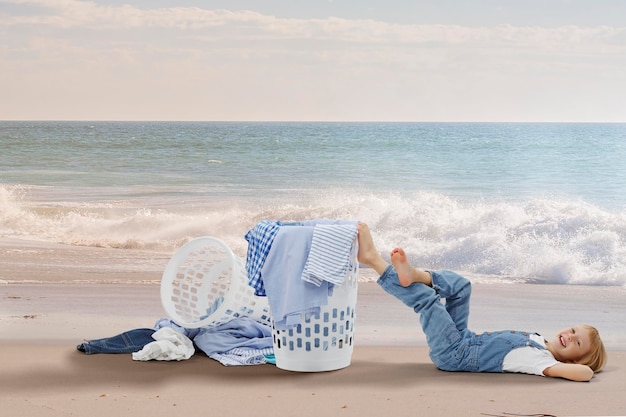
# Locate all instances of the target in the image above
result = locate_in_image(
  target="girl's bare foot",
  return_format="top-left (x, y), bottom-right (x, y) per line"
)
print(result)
top-left (390, 248), bottom-right (432, 287)
top-left (356, 223), bottom-right (389, 275)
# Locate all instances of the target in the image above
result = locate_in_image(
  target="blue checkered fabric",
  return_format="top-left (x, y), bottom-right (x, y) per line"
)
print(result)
top-left (244, 221), bottom-right (282, 296)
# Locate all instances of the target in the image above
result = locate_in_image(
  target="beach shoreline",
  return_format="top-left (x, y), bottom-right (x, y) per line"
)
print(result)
top-left (1, 238), bottom-right (625, 416)
top-left (2, 237), bottom-right (624, 348)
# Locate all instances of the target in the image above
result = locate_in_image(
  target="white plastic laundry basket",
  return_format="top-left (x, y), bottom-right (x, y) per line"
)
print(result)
top-left (271, 260), bottom-right (358, 372)
top-left (160, 237), bottom-right (271, 329)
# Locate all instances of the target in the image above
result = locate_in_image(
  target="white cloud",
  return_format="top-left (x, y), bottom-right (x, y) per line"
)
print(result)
top-left (3, 0), bottom-right (624, 48)
top-left (1, 0), bottom-right (625, 121)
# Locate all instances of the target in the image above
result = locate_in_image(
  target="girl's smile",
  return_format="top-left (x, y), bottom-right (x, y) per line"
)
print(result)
top-left (548, 326), bottom-right (592, 362)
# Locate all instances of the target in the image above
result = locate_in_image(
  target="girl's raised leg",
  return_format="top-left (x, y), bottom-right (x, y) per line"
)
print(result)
top-left (356, 223), bottom-right (390, 275)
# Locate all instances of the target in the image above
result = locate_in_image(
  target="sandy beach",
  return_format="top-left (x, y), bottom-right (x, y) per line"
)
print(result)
top-left (1, 238), bottom-right (625, 417)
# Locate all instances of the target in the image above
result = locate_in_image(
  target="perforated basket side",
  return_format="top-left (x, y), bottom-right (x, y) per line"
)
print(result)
top-left (208, 255), bottom-right (272, 327)
top-left (271, 262), bottom-right (359, 372)
top-left (160, 237), bottom-right (271, 328)
top-left (160, 237), bottom-right (236, 328)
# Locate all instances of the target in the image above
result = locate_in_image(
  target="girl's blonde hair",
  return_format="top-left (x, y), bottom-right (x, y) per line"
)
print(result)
top-left (577, 325), bottom-right (607, 372)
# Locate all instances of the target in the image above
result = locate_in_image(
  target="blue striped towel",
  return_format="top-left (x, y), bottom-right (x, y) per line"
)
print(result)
top-left (301, 224), bottom-right (358, 287)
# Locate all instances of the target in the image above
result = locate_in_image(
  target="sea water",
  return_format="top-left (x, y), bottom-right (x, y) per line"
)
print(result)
top-left (1, 121), bottom-right (626, 286)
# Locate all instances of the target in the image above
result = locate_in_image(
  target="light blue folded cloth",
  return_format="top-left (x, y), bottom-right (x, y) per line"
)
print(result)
top-left (260, 224), bottom-right (331, 330)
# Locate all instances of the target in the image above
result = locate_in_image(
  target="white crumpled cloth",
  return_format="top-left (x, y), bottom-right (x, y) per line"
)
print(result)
top-left (132, 327), bottom-right (194, 361)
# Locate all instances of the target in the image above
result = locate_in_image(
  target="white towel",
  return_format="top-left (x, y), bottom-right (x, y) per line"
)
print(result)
top-left (132, 327), bottom-right (195, 361)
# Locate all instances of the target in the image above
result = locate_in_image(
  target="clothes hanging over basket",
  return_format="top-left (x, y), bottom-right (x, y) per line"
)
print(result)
top-left (301, 223), bottom-right (359, 286)
top-left (246, 219), bottom-right (358, 331)
top-left (244, 220), bottom-right (283, 296)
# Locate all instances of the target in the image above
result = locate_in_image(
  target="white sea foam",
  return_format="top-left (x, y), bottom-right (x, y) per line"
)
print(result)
top-left (2, 184), bottom-right (625, 286)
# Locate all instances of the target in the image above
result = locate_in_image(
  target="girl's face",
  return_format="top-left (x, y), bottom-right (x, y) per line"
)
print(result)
top-left (548, 325), bottom-right (592, 363)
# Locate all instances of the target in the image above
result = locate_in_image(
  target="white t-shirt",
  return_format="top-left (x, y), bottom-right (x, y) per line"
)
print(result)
top-left (502, 333), bottom-right (559, 376)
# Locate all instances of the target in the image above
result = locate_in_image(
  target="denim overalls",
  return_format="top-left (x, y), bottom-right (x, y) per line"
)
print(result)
top-left (377, 267), bottom-right (546, 372)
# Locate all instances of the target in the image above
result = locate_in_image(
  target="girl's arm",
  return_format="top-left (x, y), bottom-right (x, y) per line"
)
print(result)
top-left (543, 363), bottom-right (594, 382)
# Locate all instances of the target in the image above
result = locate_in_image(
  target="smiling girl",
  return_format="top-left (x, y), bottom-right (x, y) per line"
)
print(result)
top-left (357, 223), bottom-right (607, 382)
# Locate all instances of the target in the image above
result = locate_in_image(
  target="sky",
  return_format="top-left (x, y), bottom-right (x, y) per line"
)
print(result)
top-left (1, 0), bottom-right (626, 122)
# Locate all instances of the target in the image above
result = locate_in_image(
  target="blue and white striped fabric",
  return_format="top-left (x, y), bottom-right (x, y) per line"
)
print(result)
top-left (209, 347), bottom-right (275, 366)
top-left (301, 223), bottom-right (358, 287)
top-left (244, 220), bottom-right (282, 296)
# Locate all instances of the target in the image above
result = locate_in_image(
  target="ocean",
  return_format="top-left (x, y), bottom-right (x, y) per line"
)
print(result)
top-left (1, 121), bottom-right (626, 286)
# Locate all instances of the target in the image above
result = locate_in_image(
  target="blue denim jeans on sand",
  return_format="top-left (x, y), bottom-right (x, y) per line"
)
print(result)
top-left (377, 267), bottom-right (543, 373)
top-left (76, 328), bottom-right (155, 354)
